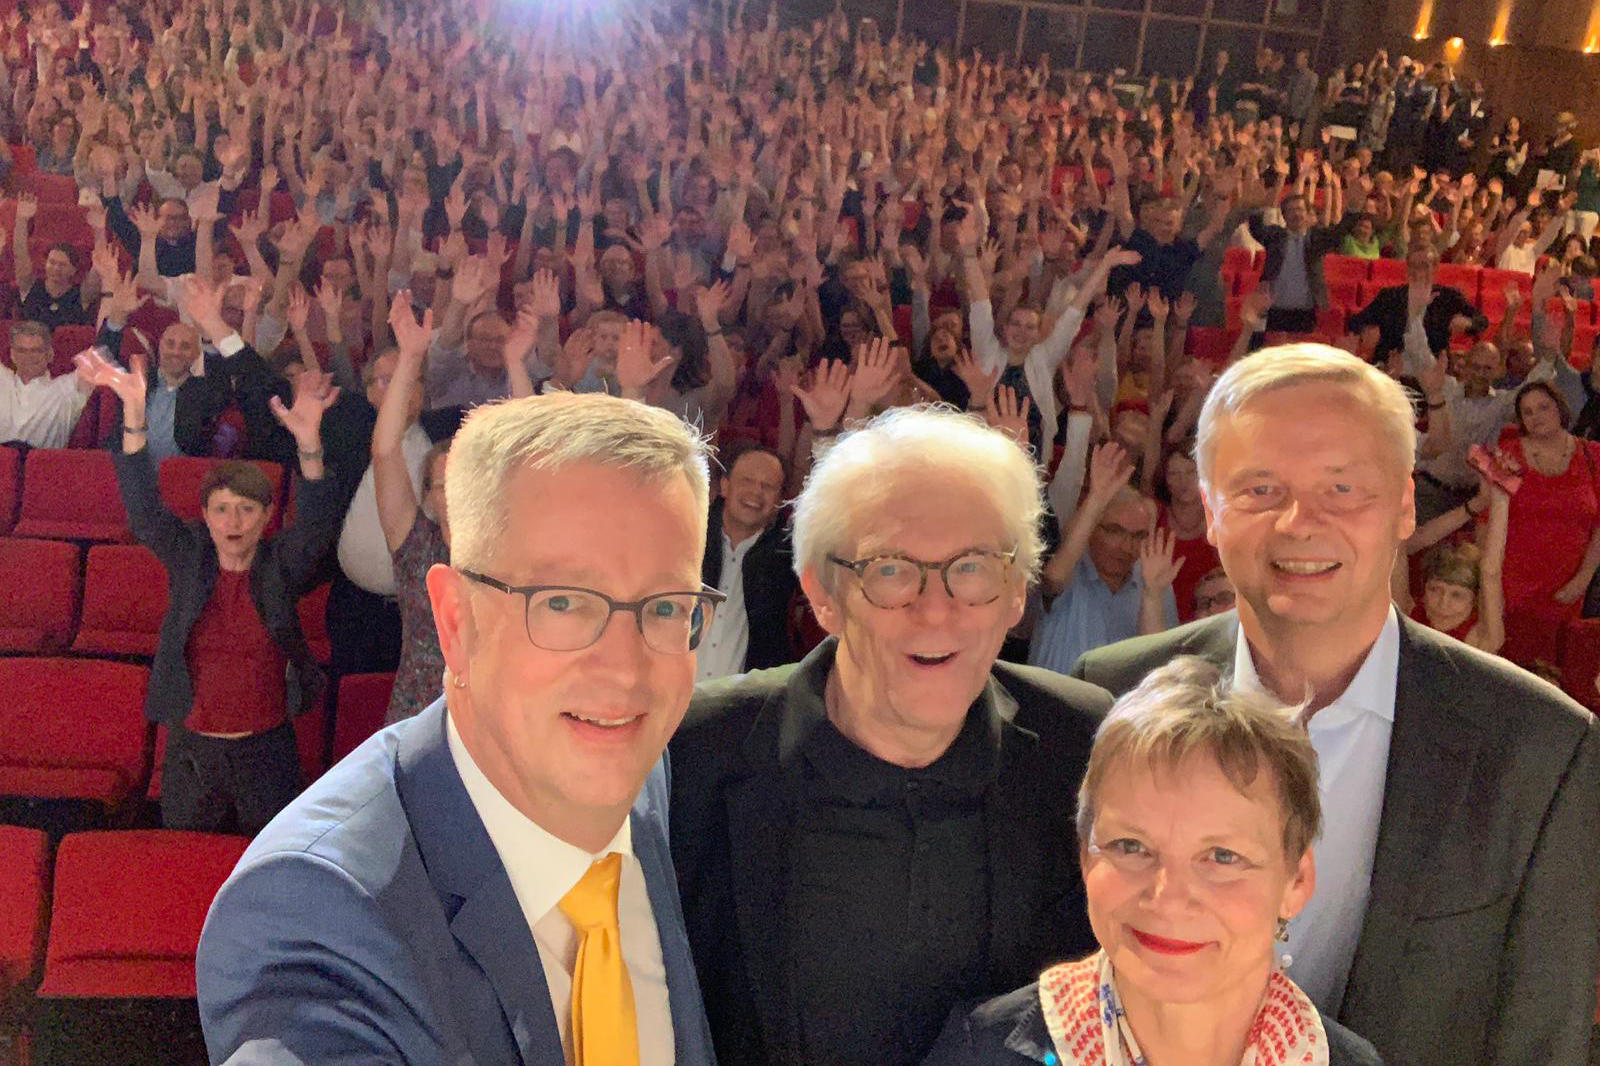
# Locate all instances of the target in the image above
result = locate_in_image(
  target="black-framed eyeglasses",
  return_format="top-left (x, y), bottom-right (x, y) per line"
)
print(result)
top-left (827, 549), bottom-right (1018, 610)
top-left (459, 570), bottom-right (727, 654)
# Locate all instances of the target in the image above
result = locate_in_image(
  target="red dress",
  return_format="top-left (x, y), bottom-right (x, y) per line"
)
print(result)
top-left (1159, 507), bottom-right (1221, 623)
top-left (1499, 436), bottom-right (1600, 667)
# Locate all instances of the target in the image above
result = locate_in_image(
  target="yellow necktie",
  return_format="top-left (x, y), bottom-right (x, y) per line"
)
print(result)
top-left (558, 853), bottom-right (639, 1066)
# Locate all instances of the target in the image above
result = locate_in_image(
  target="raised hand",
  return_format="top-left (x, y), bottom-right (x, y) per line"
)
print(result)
top-left (528, 268), bottom-right (562, 320)
top-left (15, 191), bottom-right (37, 222)
top-left (286, 285), bottom-right (311, 333)
top-left (98, 269), bottom-right (142, 324)
top-left (697, 278), bottom-right (731, 327)
top-left (269, 367), bottom-right (341, 446)
top-left (615, 319), bottom-right (673, 395)
top-left (790, 358), bottom-right (853, 432)
top-left (984, 384), bottom-right (1033, 445)
top-left (387, 290), bottom-right (434, 363)
top-left (847, 335), bottom-right (899, 414)
top-left (129, 204), bottom-right (162, 240)
top-left (1087, 440), bottom-right (1136, 501)
top-left (315, 277), bottom-right (344, 320)
top-left (174, 274), bottom-right (229, 337)
top-left (953, 344), bottom-right (1002, 404)
top-left (75, 348), bottom-right (146, 411)
top-left (1139, 527), bottom-right (1185, 590)
top-left (554, 326), bottom-right (595, 386)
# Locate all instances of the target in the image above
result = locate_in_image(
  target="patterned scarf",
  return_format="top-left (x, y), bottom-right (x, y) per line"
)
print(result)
top-left (1038, 952), bottom-right (1330, 1066)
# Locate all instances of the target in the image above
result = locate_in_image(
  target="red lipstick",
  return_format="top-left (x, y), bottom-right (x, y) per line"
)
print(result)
top-left (1130, 928), bottom-right (1209, 955)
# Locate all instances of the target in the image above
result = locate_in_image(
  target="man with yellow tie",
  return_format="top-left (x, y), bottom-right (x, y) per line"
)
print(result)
top-left (195, 392), bottom-right (721, 1066)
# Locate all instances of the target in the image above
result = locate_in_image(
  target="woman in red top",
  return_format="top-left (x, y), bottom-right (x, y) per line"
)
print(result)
top-left (1152, 449), bottom-right (1220, 623)
top-left (1499, 383), bottom-right (1600, 667)
top-left (82, 328), bottom-right (343, 836)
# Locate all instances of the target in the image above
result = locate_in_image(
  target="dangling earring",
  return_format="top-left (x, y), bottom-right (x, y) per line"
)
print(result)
top-left (1276, 916), bottom-right (1291, 942)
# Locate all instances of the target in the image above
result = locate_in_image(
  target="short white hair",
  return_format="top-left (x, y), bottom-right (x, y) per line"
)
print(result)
top-left (791, 406), bottom-right (1044, 589)
top-left (445, 393), bottom-right (711, 572)
top-left (1195, 343), bottom-right (1416, 492)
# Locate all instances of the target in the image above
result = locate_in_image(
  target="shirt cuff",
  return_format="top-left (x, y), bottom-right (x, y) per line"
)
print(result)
top-left (215, 333), bottom-right (246, 358)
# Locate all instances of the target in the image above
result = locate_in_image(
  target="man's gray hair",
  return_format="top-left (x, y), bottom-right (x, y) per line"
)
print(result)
top-left (445, 393), bottom-right (711, 572)
top-left (1194, 343), bottom-right (1416, 492)
top-left (10, 320), bottom-right (50, 347)
top-left (791, 406), bottom-right (1044, 590)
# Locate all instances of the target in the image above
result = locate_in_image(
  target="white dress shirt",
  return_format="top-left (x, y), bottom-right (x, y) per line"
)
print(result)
top-left (446, 712), bottom-right (674, 1065)
top-left (696, 528), bottom-right (756, 681)
top-left (1233, 608), bottom-right (1398, 1012)
top-left (337, 424), bottom-right (432, 596)
top-left (0, 364), bottom-right (89, 449)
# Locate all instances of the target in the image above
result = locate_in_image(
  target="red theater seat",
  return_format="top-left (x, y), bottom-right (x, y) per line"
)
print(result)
top-left (27, 172), bottom-right (80, 204)
top-left (0, 658), bottom-right (149, 805)
top-left (0, 444), bottom-right (18, 533)
top-left (1558, 617), bottom-right (1600, 715)
top-left (1321, 254), bottom-right (1370, 286)
top-left (0, 538), bottom-right (80, 653)
top-left (332, 672), bottom-right (395, 763)
top-left (0, 825), bottom-right (49, 1000)
top-left (72, 544), bottom-right (168, 657)
top-left (157, 456), bottom-right (285, 536)
top-left (1433, 263), bottom-right (1481, 301)
top-left (1185, 325), bottom-right (1239, 364)
top-left (36, 831), bottom-right (248, 999)
top-left (1368, 258), bottom-right (1406, 287)
top-left (1222, 247), bottom-right (1255, 282)
top-left (13, 448), bottom-right (130, 542)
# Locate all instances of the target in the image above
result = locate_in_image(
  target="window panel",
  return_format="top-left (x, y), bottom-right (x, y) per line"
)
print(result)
top-left (1141, 19), bottom-right (1203, 78)
top-left (1080, 11), bottom-right (1143, 72)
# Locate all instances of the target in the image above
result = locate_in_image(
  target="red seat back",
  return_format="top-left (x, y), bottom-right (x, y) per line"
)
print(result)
top-left (37, 830), bottom-right (249, 998)
top-left (1368, 258), bottom-right (1406, 286)
top-left (72, 544), bottom-right (169, 658)
top-left (14, 447), bottom-right (130, 542)
top-left (1433, 263), bottom-right (1482, 302)
top-left (1321, 254), bottom-right (1371, 285)
top-left (332, 673), bottom-right (396, 763)
top-left (0, 658), bottom-right (150, 804)
top-left (0, 825), bottom-right (49, 998)
top-left (0, 538), bottom-right (80, 653)
top-left (0, 444), bottom-right (19, 534)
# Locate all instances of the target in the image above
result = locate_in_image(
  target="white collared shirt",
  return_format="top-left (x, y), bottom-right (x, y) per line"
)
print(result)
top-left (338, 423), bottom-right (431, 595)
top-left (1233, 607), bottom-right (1398, 1012)
top-left (446, 712), bottom-right (675, 1065)
top-left (695, 528), bottom-right (756, 681)
top-left (0, 363), bottom-right (88, 449)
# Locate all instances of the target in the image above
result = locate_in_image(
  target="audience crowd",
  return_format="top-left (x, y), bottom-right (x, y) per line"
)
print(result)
top-left (3, 0), bottom-right (1600, 1059)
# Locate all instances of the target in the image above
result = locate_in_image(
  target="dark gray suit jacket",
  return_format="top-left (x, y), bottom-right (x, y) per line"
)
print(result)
top-left (1073, 612), bottom-right (1600, 1066)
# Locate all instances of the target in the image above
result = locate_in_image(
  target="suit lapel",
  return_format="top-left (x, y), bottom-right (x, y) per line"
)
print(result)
top-left (1341, 620), bottom-right (1487, 1018)
top-left (395, 701), bottom-right (562, 1065)
top-left (632, 782), bottom-right (716, 1066)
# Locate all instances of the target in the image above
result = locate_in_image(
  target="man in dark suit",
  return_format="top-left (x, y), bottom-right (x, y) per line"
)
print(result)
top-left (1247, 192), bottom-right (1351, 334)
top-left (698, 443), bottom-right (798, 678)
top-left (196, 393), bottom-right (720, 1065)
top-left (672, 407), bottom-right (1111, 1066)
top-left (1073, 343), bottom-right (1600, 1066)
top-left (1346, 245), bottom-right (1486, 362)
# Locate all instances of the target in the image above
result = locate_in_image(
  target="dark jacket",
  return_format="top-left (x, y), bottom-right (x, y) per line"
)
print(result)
top-left (1345, 282), bottom-right (1487, 362)
top-left (700, 499), bottom-right (799, 672)
top-left (109, 442), bottom-right (345, 726)
top-left (1247, 212), bottom-right (1353, 310)
top-left (669, 638), bottom-right (1113, 1066)
top-left (922, 979), bottom-right (1384, 1065)
top-left (97, 320), bottom-right (254, 457)
top-left (1072, 613), bottom-right (1600, 1066)
top-left (103, 186), bottom-right (239, 277)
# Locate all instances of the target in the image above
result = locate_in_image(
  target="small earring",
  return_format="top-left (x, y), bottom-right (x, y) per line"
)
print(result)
top-left (1276, 916), bottom-right (1291, 942)
top-left (447, 667), bottom-right (467, 689)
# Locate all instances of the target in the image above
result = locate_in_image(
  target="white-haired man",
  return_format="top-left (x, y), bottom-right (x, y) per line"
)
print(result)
top-left (1074, 343), bottom-right (1600, 1066)
top-left (197, 393), bottom-right (720, 1066)
top-left (670, 406), bottom-right (1113, 1066)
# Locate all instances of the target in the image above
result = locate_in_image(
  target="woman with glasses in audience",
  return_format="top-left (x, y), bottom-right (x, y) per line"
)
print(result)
top-left (925, 657), bottom-right (1383, 1066)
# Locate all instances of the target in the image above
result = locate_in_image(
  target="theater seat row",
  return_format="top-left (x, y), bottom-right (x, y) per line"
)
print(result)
top-left (0, 446), bottom-right (287, 542)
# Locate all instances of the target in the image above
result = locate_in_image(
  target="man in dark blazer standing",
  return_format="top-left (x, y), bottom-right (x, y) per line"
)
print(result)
top-left (698, 443), bottom-right (798, 678)
top-left (1074, 343), bottom-right (1600, 1066)
top-left (672, 408), bottom-right (1111, 1066)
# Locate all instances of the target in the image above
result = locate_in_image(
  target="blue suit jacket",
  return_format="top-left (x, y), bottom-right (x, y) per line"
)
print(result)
top-left (196, 699), bottom-right (718, 1066)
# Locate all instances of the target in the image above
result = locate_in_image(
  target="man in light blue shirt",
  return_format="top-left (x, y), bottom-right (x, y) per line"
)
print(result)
top-left (1030, 447), bottom-right (1178, 674)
